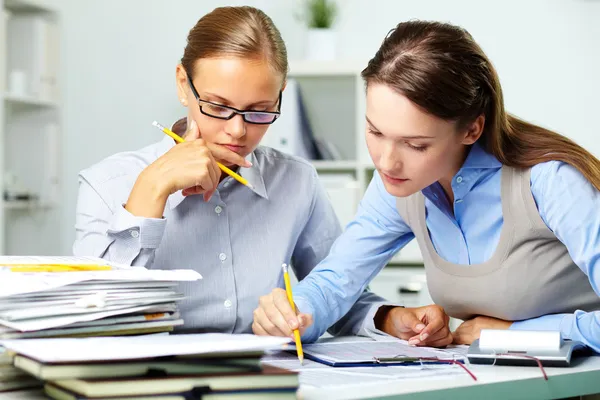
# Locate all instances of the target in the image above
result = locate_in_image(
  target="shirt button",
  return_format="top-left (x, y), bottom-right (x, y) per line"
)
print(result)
top-left (219, 253), bottom-right (227, 261)
top-left (224, 299), bottom-right (232, 308)
top-left (130, 230), bottom-right (139, 238)
top-left (455, 199), bottom-right (463, 203)
top-left (456, 176), bottom-right (463, 183)
top-left (214, 206), bottom-right (222, 214)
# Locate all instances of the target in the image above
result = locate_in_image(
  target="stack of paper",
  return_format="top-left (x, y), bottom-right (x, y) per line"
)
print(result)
top-left (1, 334), bottom-right (298, 399)
top-left (0, 256), bottom-right (202, 392)
top-left (0, 256), bottom-right (201, 337)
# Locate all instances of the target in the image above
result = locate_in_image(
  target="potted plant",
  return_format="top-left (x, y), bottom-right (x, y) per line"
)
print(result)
top-left (298, 0), bottom-right (338, 61)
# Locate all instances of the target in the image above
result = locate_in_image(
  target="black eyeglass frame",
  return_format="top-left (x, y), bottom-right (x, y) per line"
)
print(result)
top-left (186, 75), bottom-right (282, 125)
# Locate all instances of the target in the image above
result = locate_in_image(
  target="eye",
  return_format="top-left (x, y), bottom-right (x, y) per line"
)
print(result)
top-left (205, 104), bottom-right (231, 116)
top-left (367, 128), bottom-right (383, 137)
top-left (407, 143), bottom-right (428, 152)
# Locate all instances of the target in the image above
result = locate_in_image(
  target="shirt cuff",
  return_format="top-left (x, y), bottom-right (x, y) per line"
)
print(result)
top-left (107, 205), bottom-right (167, 249)
top-left (359, 303), bottom-right (404, 340)
top-left (510, 314), bottom-right (568, 333)
top-left (293, 296), bottom-right (320, 343)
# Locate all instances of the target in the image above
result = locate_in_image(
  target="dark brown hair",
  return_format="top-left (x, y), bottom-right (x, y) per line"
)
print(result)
top-left (362, 20), bottom-right (600, 190)
top-left (181, 6), bottom-right (288, 81)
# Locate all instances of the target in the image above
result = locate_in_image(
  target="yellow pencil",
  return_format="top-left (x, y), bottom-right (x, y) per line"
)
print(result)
top-left (8, 265), bottom-right (112, 272)
top-left (282, 263), bottom-right (304, 365)
top-left (152, 121), bottom-right (254, 190)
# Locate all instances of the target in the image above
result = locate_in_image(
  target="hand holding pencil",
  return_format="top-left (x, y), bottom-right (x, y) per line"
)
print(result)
top-left (252, 266), bottom-right (314, 365)
top-left (125, 119), bottom-right (252, 218)
top-left (152, 121), bottom-right (254, 190)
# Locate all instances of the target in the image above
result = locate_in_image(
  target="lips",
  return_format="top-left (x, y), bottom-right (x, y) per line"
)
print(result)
top-left (381, 172), bottom-right (408, 183)
top-left (222, 144), bottom-right (245, 153)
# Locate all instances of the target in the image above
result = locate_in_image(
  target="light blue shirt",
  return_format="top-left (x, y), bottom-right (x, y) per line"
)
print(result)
top-left (73, 133), bottom-right (392, 336)
top-left (294, 142), bottom-right (600, 352)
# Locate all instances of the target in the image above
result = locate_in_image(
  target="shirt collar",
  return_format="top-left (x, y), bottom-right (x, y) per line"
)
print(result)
top-left (159, 120), bottom-right (268, 210)
top-left (460, 141), bottom-right (502, 170)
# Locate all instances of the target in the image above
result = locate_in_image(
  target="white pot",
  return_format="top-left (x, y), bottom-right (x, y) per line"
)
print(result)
top-left (305, 28), bottom-right (336, 61)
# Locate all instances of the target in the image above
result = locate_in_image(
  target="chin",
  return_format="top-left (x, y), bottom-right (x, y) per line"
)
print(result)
top-left (381, 180), bottom-right (420, 198)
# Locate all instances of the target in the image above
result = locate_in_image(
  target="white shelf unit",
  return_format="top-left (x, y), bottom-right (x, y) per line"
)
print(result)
top-left (288, 61), bottom-right (423, 266)
top-left (0, 0), bottom-right (61, 255)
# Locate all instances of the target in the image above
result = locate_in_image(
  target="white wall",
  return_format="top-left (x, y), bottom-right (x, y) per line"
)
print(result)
top-left (38, 0), bottom-right (600, 254)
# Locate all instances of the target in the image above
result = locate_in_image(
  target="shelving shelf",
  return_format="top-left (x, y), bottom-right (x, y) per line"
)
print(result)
top-left (4, 92), bottom-right (58, 108)
top-left (2, 199), bottom-right (52, 210)
top-left (1, 0), bottom-right (61, 255)
top-left (287, 60), bottom-right (424, 267)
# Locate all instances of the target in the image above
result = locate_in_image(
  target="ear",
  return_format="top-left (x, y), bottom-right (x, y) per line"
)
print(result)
top-left (281, 80), bottom-right (287, 92)
top-left (175, 64), bottom-right (189, 106)
top-left (461, 115), bottom-right (485, 145)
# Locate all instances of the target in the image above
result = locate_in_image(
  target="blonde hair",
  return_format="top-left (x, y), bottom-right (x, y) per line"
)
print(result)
top-left (181, 6), bottom-right (288, 80)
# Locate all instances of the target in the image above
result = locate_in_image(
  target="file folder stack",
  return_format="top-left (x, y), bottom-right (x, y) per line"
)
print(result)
top-left (0, 256), bottom-right (202, 392)
top-left (2, 334), bottom-right (298, 399)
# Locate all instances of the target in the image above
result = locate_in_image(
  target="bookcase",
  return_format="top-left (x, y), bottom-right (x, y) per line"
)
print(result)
top-left (285, 60), bottom-right (424, 267)
top-left (0, 0), bottom-right (60, 255)
top-left (277, 61), bottom-right (439, 316)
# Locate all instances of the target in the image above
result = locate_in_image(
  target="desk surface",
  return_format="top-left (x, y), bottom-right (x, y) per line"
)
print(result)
top-left (3, 337), bottom-right (600, 400)
top-left (278, 337), bottom-right (600, 400)
top-left (299, 354), bottom-right (600, 400)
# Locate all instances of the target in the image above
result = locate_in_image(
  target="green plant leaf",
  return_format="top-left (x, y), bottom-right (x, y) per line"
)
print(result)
top-left (301, 0), bottom-right (337, 29)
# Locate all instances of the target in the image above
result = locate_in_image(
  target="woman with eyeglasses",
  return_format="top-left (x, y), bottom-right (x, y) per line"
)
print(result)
top-left (72, 6), bottom-right (409, 336)
top-left (254, 20), bottom-right (600, 352)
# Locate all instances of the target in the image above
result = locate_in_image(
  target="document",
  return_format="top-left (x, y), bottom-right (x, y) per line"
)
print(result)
top-left (0, 303), bottom-right (177, 332)
top-left (262, 349), bottom-right (464, 388)
top-left (0, 260), bottom-right (201, 298)
top-left (298, 339), bottom-right (467, 366)
top-left (0, 334), bottom-right (291, 363)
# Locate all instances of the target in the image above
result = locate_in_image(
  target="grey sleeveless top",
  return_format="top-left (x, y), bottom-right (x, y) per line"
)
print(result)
top-left (396, 166), bottom-right (600, 321)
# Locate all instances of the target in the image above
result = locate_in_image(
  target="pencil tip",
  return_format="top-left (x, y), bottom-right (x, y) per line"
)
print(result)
top-left (247, 183), bottom-right (255, 190)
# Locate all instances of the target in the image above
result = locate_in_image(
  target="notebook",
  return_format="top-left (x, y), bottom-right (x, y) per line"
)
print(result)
top-left (14, 355), bottom-right (261, 380)
top-left (51, 366), bottom-right (298, 398)
top-left (45, 384), bottom-right (297, 400)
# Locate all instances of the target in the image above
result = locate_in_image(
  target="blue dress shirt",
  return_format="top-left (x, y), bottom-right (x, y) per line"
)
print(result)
top-left (293, 142), bottom-right (600, 352)
top-left (73, 135), bottom-right (392, 336)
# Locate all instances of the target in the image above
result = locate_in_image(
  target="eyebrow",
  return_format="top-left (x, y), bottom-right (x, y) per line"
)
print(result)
top-left (203, 92), bottom-right (275, 108)
top-left (365, 116), bottom-right (435, 139)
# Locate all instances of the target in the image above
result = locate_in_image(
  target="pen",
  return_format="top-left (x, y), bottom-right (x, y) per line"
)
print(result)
top-left (282, 263), bottom-right (304, 365)
top-left (152, 121), bottom-right (254, 190)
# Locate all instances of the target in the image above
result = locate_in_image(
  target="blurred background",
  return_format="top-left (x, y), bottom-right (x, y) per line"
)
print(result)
top-left (0, 0), bottom-right (599, 304)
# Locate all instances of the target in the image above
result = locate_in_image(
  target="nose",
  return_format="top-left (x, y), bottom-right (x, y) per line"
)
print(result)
top-left (379, 143), bottom-right (401, 172)
top-left (224, 113), bottom-right (246, 139)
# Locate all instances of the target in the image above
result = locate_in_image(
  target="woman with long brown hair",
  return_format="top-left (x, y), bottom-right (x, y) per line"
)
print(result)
top-left (72, 6), bottom-right (403, 336)
top-left (254, 20), bottom-right (600, 351)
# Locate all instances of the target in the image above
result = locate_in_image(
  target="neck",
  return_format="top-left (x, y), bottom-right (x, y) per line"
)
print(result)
top-left (438, 145), bottom-right (471, 205)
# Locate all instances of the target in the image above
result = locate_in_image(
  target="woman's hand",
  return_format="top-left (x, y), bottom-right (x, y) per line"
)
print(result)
top-left (125, 120), bottom-right (250, 218)
top-left (453, 316), bottom-right (512, 345)
top-left (252, 288), bottom-right (314, 338)
top-left (375, 305), bottom-right (453, 347)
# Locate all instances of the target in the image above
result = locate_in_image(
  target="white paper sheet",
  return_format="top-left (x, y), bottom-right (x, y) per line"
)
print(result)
top-left (0, 334), bottom-right (291, 363)
top-left (0, 268), bottom-right (201, 297)
top-left (0, 256), bottom-right (112, 266)
top-left (0, 303), bottom-right (177, 331)
top-left (298, 339), bottom-right (467, 364)
top-left (262, 350), bottom-right (464, 388)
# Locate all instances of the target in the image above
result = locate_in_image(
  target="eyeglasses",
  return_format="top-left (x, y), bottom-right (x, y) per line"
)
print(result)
top-left (187, 76), bottom-right (282, 125)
